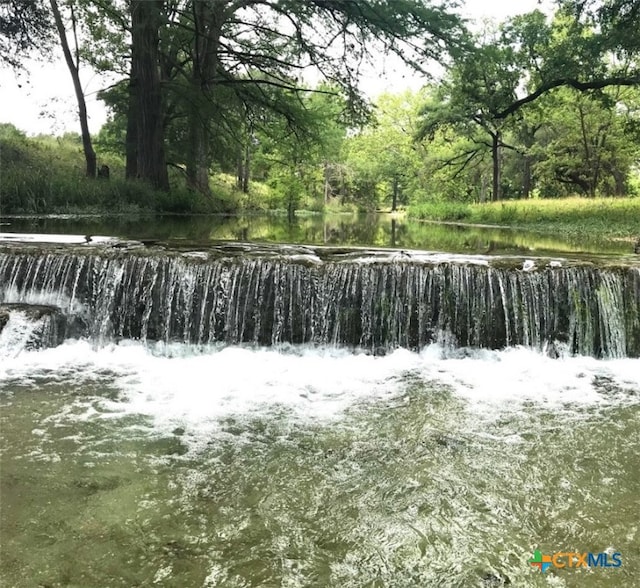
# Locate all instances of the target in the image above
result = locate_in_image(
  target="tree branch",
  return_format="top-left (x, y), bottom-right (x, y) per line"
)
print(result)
top-left (496, 74), bottom-right (640, 118)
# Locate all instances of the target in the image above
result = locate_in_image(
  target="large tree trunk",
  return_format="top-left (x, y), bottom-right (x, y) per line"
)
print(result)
top-left (187, 118), bottom-right (211, 194)
top-left (125, 68), bottom-right (138, 180)
top-left (130, 0), bottom-right (169, 191)
top-left (323, 161), bottom-right (331, 205)
top-left (491, 131), bottom-right (501, 202)
top-left (49, 0), bottom-right (96, 178)
top-left (186, 1), bottom-right (224, 196)
top-left (612, 168), bottom-right (626, 196)
top-left (237, 149), bottom-right (244, 191)
top-left (519, 123), bottom-right (539, 199)
top-left (241, 142), bottom-right (250, 193)
top-left (522, 155), bottom-right (532, 198)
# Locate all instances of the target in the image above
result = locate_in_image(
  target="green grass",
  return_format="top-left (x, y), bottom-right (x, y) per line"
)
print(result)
top-left (4, 124), bottom-right (639, 236)
top-left (408, 197), bottom-right (640, 240)
top-left (0, 126), bottom-right (245, 215)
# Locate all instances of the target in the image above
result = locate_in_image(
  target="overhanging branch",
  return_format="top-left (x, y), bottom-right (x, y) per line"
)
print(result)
top-left (496, 74), bottom-right (640, 119)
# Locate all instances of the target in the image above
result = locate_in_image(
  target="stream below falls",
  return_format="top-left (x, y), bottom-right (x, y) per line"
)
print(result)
top-left (0, 231), bottom-right (639, 587)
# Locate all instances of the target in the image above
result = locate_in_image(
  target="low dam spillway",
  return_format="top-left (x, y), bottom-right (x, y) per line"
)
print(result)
top-left (1, 235), bottom-right (640, 587)
top-left (1, 240), bottom-right (639, 357)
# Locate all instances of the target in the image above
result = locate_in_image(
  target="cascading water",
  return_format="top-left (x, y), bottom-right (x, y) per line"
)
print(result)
top-left (0, 305), bottom-right (64, 357)
top-left (1, 242), bottom-right (638, 357)
top-left (2, 235), bottom-right (640, 588)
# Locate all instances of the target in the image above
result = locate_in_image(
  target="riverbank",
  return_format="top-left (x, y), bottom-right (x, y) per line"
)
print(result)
top-left (408, 198), bottom-right (640, 241)
top-left (3, 128), bottom-right (639, 244)
top-left (0, 128), bottom-right (241, 215)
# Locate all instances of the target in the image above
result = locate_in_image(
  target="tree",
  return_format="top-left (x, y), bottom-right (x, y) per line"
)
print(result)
top-left (126, 0), bottom-right (464, 195)
top-left (49, 0), bottom-right (96, 178)
top-left (40, 0), bottom-right (462, 196)
top-left (495, 1), bottom-right (640, 118)
top-left (183, 0), bottom-right (225, 194)
top-left (345, 91), bottom-right (425, 210)
top-left (417, 32), bottom-right (523, 201)
top-left (0, 0), bottom-right (52, 68)
top-left (532, 86), bottom-right (640, 196)
top-left (416, 4), bottom-right (640, 202)
top-left (129, 0), bottom-right (169, 190)
top-left (252, 84), bottom-right (350, 215)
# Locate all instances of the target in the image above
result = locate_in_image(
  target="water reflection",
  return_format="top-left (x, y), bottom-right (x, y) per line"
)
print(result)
top-left (0, 213), bottom-right (631, 255)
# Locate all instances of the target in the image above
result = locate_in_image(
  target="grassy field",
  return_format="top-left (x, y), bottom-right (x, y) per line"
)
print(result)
top-left (0, 127), bottom-right (342, 217)
top-left (408, 198), bottom-right (640, 240)
top-left (0, 127), bottom-right (241, 215)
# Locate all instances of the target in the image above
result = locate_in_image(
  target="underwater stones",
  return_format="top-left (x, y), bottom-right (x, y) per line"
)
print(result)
top-left (543, 331), bottom-right (571, 359)
top-left (481, 572), bottom-right (511, 586)
top-left (72, 476), bottom-right (122, 495)
top-left (545, 341), bottom-right (563, 359)
top-left (432, 433), bottom-right (466, 452)
top-left (148, 436), bottom-right (189, 456)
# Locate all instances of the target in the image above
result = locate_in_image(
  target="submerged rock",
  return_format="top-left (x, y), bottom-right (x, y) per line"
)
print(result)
top-left (482, 572), bottom-right (511, 586)
top-left (433, 433), bottom-right (466, 451)
top-left (0, 303), bottom-right (67, 350)
top-left (0, 303), bottom-right (62, 321)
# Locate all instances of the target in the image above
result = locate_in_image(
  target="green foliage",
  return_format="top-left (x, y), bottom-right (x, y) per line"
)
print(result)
top-left (0, 123), bottom-right (27, 141)
top-left (1, 132), bottom-right (149, 214)
top-left (0, 0), bottom-right (52, 68)
top-left (413, 8), bottom-right (640, 204)
top-left (5, 1), bottom-right (640, 215)
top-left (409, 197), bottom-right (640, 238)
top-left (414, 124), bottom-right (492, 203)
top-left (531, 86), bottom-right (640, 196)
top-left (0, 131), bottom-right (238, 215)
top-left (416, 16), bottom-right (551, 202)
top-left (250, 85), bottom-right (352, 214)
top-left (341, 90), bottom-right (429, 210)
top-left (74, 0), bottom-right (466, 195)
top-left (559, 0), bottom-right (640, 60)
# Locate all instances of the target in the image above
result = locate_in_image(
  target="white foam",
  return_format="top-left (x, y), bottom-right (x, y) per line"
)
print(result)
top-left (1, 341), bottom-right (638, 448)
top-left (416, 345), bottom-right (628, 409)
top-left (0, 311), bottom-right (45, 358)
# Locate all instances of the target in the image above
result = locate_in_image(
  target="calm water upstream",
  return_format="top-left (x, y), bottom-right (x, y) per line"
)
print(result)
top-left (0, 212), bottom-right (635, 256)
top-left (0, 215), bottom-right (639, 587)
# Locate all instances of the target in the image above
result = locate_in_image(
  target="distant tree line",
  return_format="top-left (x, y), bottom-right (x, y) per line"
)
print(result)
top-left (1, 0), bottom-right (639, 211)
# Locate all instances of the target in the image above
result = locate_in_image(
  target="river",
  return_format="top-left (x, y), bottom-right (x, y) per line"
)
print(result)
top-left (0, 214), bottom-right (638, 587)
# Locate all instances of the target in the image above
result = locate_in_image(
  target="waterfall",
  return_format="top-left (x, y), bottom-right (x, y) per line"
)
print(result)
top-left (1, 244), bottom-right (639, 357)
top-left (0, 303), bottom-right (66, 357)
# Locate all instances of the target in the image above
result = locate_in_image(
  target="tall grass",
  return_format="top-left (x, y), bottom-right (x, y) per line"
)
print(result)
top-left (0, 128), bottom-right (240, 215)
top-left (408, 197), bottom-right (640, 239)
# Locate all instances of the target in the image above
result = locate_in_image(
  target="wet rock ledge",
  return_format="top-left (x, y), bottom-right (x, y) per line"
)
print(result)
top-left (0, 303), bottom-right (68, 350)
